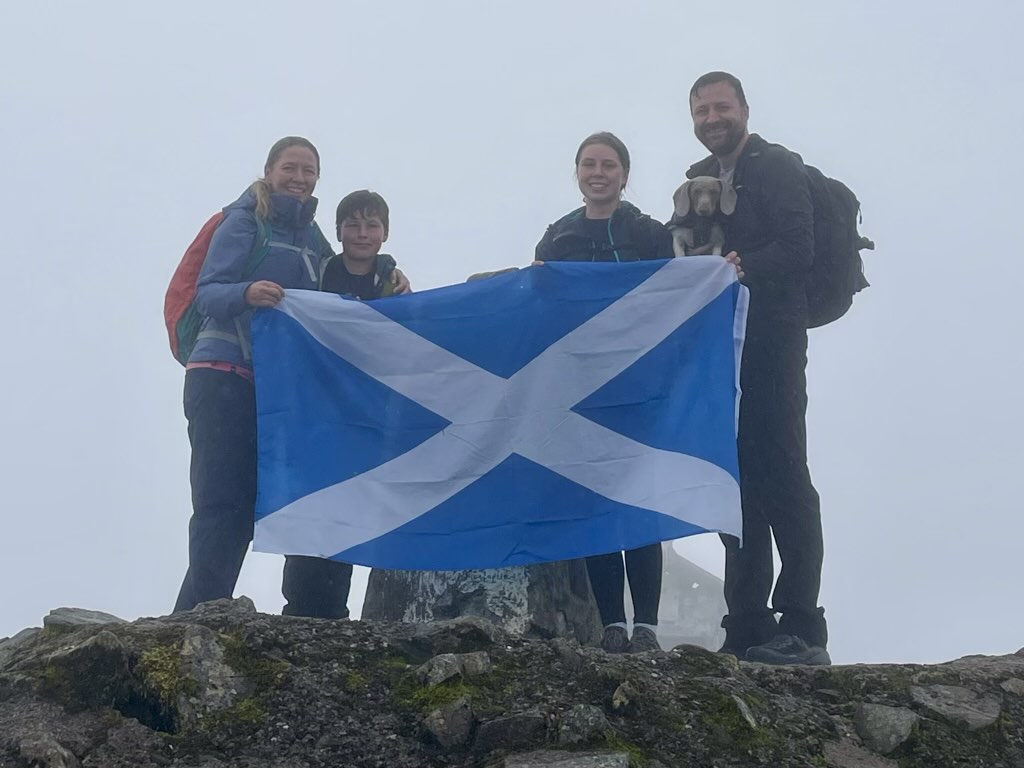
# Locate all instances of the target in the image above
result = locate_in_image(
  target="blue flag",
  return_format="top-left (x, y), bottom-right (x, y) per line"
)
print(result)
top-left (251, 257), bottom-right (747, 570)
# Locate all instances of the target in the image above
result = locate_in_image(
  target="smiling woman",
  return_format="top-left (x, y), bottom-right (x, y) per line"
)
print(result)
top-left (172, 136), bottom-right (355, 621)
top-left (532, 132), bottom-right (676, 654)
top-left (534, 132), bottom-right (674, 265)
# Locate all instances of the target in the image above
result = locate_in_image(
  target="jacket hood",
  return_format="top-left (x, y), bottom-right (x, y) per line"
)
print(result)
top-left (224, 186), bottom-right (319, 230)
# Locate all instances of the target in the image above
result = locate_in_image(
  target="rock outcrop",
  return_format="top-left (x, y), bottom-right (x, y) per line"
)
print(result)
top-left (362, 547), bottom-right (729, 652)
top-left (1, 598), bottom-right (1023, 767)
top-left (363, 561), bottom-right (604, 645)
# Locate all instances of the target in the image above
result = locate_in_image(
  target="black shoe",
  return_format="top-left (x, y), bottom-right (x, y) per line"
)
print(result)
top-left (745, 634), bottom-right (831, 666)
top-left (628, 626), bottom-right (661, 653)
top-left (600, 625), bottom-right (630, 654)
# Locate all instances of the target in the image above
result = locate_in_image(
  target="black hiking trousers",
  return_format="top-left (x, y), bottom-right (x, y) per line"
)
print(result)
top-left (720, 330), bottom-right (827, 651)
top-left (173, 368), bottom-right (352, 619)
top-left (586, 544), bottom-right (663, 627)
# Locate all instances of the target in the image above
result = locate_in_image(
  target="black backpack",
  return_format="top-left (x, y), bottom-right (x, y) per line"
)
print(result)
top-left (800, 164), bottom-right (874, 328)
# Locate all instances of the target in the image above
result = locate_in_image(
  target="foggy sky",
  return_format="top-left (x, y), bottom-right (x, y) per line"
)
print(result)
top-left (1, 0), bottom-right (1021, 665)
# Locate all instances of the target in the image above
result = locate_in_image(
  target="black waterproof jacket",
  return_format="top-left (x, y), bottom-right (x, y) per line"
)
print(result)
top-left (535, 201), bottom-right (674, 263)
top-left (687, 134), bottom-right (813, 336)
top-left (321, 253), bottom-right (398, 300)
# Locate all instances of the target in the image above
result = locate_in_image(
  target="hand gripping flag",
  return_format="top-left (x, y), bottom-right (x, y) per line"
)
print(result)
top-left (251, 257), bottom-right (748, 570)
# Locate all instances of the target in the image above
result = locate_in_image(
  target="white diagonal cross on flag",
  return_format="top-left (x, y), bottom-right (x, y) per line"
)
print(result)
top-left (254, 258), bottom-right (743, 559)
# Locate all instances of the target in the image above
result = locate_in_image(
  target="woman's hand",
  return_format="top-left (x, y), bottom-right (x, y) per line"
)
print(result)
top-left (393, 269), bottom-right (412, 294)
top-left (244, 280), bottom-right (285, 307)
top-left (724, 251), bottom-right (744, 279)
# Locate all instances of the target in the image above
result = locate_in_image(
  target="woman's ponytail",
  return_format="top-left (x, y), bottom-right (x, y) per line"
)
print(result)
top-left (250, 179), bottom-right (272, 220)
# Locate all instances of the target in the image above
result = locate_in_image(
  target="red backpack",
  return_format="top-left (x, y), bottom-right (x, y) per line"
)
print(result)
top-left (163, 213), bottom-right (271, 365)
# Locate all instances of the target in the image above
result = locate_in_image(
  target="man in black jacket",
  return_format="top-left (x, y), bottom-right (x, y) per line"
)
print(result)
top-left (687, 71), bottom-right (829, 665)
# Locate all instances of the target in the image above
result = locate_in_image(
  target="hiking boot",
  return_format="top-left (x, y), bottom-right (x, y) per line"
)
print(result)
top-left (628, 625), bottom-right (661, 653)
top-left (745, 634), bottom-right (831, 666)
top-left (600, 625), bottom-right (630, 654)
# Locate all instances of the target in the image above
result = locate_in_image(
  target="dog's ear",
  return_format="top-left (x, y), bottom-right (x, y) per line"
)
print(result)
top-left (672, 181), bottom-right (692, 217)
top-left (719, 180), bottom-right (737, 216)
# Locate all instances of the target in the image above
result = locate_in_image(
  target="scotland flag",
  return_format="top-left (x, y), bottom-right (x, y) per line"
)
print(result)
top-left (251, 257), bottom-right (747, 570)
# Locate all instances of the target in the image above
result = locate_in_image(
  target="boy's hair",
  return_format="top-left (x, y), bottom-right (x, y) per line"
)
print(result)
top-left (336, 190), bottom-right (390, 237)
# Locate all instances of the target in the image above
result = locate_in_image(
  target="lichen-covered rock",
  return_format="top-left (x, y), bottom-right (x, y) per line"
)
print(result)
top-left (0, 601), bottom-right (1022, 767)
top-left (1001, 677), bottom-right (1024, 696)
top-left (424, 695), bottom-right (474, 748)
top-left (730, 693), bottom-right (759, 729)
top-left (15, 732), bottom-right (81, 768)
top-left (504, 751), bottom-right (629, 768)
top-left (854, 703), bottom-right (919, 754)
top-left (556, 704), bottom-right (608, 745)
top-left (823, 739), bottom-right (900, 767)
top-left (38, 629), bottom-right (133, 711)
top-left (364, 561), bottom-right (602, 645)
top-left (43, 607), bottom-right (127, 629)
top-left (0, 627), bottom-right (41, 671)
top-left (416, 649), bottom-right (494, 687)
top-left (174, 625), bottom-right (257, 729)
top-left (417, 653), bottom-right (463, 688)
top-left (409, 615), bottom-right (502, 655)
top-left (474, 711), bottom-right (548, 753)
top-left (458, 650), bottom-right (493, 677)
top-left (186, 595), bottom-right (257, 615)
top-left (909, 683), bottom-right (1002, 730)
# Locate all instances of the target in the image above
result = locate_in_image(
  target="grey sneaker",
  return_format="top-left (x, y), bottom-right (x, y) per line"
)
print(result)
top-left (600, 625), bottom-right (630, 654)
top-left (745, 634), bottom-right (831, 666)
top-left (628, 625), bottom-right (661, 653)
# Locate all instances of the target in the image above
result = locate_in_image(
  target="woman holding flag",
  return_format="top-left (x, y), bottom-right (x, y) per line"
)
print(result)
top-left (534, 132), bottom-right (673, 653)
top-left (172, 137), bottom-right (407, 618)
top-left (535, 131), bottom-right (742, 653)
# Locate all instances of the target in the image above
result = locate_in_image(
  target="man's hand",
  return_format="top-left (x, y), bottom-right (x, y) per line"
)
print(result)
top-left (391, 270), bottom-right (411, 294)
top-left (244, 280), bottom-right (285, 307)
top-left (725, 251), bottom-right (744, 279)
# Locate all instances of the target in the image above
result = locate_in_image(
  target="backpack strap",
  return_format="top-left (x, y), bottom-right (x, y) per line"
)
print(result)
top-left (242, 217), bottom-right (273, 277)
top-left (626, 210), bottom-right (657, 260)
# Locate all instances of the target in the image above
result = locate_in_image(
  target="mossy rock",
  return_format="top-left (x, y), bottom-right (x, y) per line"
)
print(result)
top-left (218, 631), bottom-right (289, 691)
top-left (602, 729), bottom-right (651, 767)
top-left (38, 630), bottom-right (133, 712)
top-left (699, 689), bottom-right (774, 750)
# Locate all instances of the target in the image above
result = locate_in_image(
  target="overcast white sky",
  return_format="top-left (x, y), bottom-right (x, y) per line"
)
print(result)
top-left (1, 1), bottom-right (1021, 665)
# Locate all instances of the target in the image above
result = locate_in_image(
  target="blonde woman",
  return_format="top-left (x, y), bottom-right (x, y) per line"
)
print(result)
top-left (173, 137), bottom-right (371, 618)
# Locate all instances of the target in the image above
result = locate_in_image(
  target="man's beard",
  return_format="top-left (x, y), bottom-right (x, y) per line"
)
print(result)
top-left (697, 120), bottom-right (744, 156)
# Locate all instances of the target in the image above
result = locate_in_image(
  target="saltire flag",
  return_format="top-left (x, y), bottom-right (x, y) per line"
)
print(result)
top-left (251, 257), bottom-right (747, 570)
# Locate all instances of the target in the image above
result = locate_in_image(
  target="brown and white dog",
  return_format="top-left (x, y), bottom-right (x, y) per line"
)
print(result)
top-left (668, 176), bottom-right (736, 257)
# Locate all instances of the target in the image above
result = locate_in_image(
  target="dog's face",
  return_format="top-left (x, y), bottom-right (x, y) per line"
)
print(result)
top-left (672, 176), bottom-right (736, 219)
top-left (691, 178), bottom-right (721, 217)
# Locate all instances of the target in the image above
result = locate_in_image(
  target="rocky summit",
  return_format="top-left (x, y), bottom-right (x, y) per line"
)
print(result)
top-left (1, 599), bottom-right (1023, 767)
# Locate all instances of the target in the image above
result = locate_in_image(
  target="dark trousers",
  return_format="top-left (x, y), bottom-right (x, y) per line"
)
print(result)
top-left (720, 331), bottom-right (827, 649)
top-left (173, 368), bottom-right (352, 619)
top-left (586, 543), bottom-right (663, 626)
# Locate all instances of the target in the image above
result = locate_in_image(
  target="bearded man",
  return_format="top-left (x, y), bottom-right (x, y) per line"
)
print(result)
top-left (686, 71), bottom-right (830, 665)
